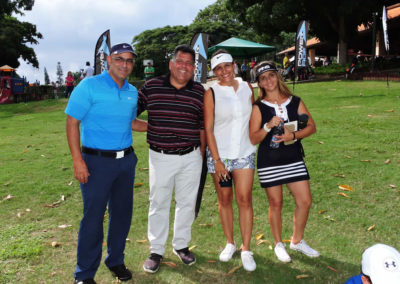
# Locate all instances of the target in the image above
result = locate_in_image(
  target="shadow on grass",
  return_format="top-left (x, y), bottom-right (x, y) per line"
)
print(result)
top-left (121, 251), bottom-right (360, 283)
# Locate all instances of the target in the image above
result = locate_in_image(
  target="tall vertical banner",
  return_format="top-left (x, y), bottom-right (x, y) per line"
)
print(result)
top-left (190, 33), bottom-right (209, 84)
top-left (94, 30), bottom-right (111, 75)
top-left (191, 32), bottom-right (208, 217)
top-left (294, 20), bottom-right (309, 83)
top-left (382, 6), bottom-right (389, 53)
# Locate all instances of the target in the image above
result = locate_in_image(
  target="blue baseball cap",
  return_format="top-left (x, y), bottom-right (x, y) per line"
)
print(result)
top-left (110, 43), bottom-right (137, 56)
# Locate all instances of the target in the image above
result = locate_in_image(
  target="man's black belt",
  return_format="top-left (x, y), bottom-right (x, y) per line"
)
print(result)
top-left (82, 146), bottom-right (133, 159)
top-left (149, 145), bottom-right (198, 156)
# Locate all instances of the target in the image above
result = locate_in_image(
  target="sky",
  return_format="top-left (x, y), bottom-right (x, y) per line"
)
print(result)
top-left (16, 0), bottom-right (216, 83)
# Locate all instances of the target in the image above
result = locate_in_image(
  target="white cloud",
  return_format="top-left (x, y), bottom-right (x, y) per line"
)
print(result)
top-left (16, 0), bottom-right (215, 83)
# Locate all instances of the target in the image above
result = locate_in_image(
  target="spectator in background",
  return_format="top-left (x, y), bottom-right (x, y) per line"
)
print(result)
top-left (250, 58), bottom-right (256, 83)
top-left (82, 61), bottom-right (94, 79)
top-left (323, 56), bottom-right (331, 66)
top-left (233, 60), bottom-right (239, 77)
top-left (65, 71), bottom-right (74, 98)
top-left (144, 62), bottom-right (155, 81)
top-left (345, 243), bottom-right (400, 284)
top-left (283, 53), bottom-right (290, 69)
top-left (241, 60), bottom-right (247, 82)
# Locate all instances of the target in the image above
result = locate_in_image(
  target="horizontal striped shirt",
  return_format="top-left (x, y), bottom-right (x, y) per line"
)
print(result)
top-left (137, 74), bottom-right (204, 150)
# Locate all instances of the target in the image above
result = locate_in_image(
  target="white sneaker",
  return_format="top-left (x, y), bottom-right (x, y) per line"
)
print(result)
top-left (274, 242), bottom-right (291, 263)
top-left (290, 239), bottom-right (320, 257)
top-left (241, 251), bottom-right (256, 271)
top-left (219, 243), bottom-right (236, 262)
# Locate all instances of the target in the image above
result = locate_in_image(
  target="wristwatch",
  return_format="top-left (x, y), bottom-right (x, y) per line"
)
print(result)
top-left (263, 123), bottom-right (271, 133)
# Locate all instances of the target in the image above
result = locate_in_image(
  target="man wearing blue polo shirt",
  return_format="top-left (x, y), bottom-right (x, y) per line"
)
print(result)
top-left (65, 43), bottom-right (146, 284)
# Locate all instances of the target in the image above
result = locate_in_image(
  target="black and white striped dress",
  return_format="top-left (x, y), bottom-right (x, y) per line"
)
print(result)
top-left (255, 95), bottom-right (310, 188)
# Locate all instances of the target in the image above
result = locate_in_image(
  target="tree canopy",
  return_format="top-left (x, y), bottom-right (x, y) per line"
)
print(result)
top-left (0, 0), bottom-right (42, 68)
top-left (227, 0), bottom-right (398, 63)
top-left (131, 0), bottom-right (255, 78)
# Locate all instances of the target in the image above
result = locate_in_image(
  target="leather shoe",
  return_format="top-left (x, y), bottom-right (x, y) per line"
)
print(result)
top-left (108, 264), bottom-right (132, 281)
top-left (74, 279), bottom-right (96, 284)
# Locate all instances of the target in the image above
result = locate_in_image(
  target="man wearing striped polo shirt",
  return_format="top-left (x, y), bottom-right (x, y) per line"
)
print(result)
top-left (138, 44), bottom-right (205, 273)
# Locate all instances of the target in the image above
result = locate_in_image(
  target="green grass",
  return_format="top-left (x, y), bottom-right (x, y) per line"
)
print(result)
top-left (0, 81), bottom-right (399, 283)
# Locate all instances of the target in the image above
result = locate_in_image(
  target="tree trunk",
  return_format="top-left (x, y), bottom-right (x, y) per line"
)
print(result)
top-left (337, 40), bottom-right (347, 64)
top-left (337, 15), bottom-right (347, 64)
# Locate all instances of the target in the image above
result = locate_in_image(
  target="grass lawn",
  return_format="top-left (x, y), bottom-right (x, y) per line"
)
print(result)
top-left (0, 80), bottom-right (399, 283)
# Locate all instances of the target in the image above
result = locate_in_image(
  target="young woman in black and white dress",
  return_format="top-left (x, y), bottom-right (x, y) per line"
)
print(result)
top-left (249, 61), bottom-right (320, 263)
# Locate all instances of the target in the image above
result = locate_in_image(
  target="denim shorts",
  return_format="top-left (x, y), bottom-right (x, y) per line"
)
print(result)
top-left (206, 148), bottom-right (256, 173)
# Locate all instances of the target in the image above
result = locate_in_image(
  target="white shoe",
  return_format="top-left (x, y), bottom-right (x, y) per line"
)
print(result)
top-left (274, 242), bottom-right (291, 263)
top-left (241, 251), bottom-right (256, 271)
top-left (290, 239), bottom-right (320, 257)
top-left (219, 243), bottom-right (236, 262)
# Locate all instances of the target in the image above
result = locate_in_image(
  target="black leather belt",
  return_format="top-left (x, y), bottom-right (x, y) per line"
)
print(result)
top-left (82, 146), bottom-right (133, 159)
top-left (149, 145), bottom-right (198, 156)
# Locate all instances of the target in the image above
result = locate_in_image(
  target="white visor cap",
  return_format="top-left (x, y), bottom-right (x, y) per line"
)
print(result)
top-left (211, 53), bottom-right (233, 70)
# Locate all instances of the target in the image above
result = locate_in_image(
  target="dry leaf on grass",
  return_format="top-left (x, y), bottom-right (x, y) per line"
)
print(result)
top-left (339, 185), bottom-right (354, 191)
top-left (51, 241), bottom-right (61, 247)
top-left (2, 194), bottom-right (14, 201)
top-left (327, 266), bottom-right (338, 272)
top-left (68, 181), bottom-right (73, 186)
top-left (367, 225), bottom-right (376, 231)
top-left (17, 212), bottom-right (22, 218)
top-left (136, 239), bottom-right (147, 243)
top-left (162, 261), bottom-right (178, 269)
top-left (384, 159), bottom-right (391, 164)
top-left (318, 210), bottom-right (327, 214)
top-left (385, 109), bottom-right (394, 112)
top-left (43, 200), bottom-right (61, 208)
top-left (318, 141), bottom-right (324, 144)
top-left (58, 224), bottom-right (72, 229)
top-left (227, 265), bottom-right (242, 276)
top-left (199, 224), bottom-right (213, 227)
top-left (3, 181), bottom-right (12, 186)
top-left (332, 174), bottom-right (345, 178)
top-left (389, 184), bottom-right (397, 188)
top-left (268, 245), bottom-right (273, 250)
top-left (25, 208), bottom-right (31, 212)
top-left (367, 114), bottom-right (373, 117)
top-left (207, 260), bottom-right (216, 263)
top-left (361, 160), bottom-right (371, 162)
top-left (139, 168), bottom-right (149, 171)
top-left (296, 274), bottom-right (311, 279)
top-left (256, 233), bottom-right (264, 240)
top-left (189, 245), bottom-right (197, 251)
top-left (125, 238), bottom-right (130, 242)
top-left (338, 192), bottom-right (349, 198)
top-left (282, 239), bottom-right (291, 243)
top-left (323, 215), bottom-right (336, 222)
top-left (197, 269), bottom-right (203, 274)
top-left (256, 239), bottom-right (271, 246)
top-left (134, 182), bottom-right (144, 187)
top-left (344, 155), bottom-right (351, 159)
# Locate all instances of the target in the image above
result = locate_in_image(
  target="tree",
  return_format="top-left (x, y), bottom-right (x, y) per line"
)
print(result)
top-left (189, 0), bottom-right (254, 47)
top-left (44, 67), bottom-right (50, 85)
top-left (0, 0), bottom-right (42, 68)
top-left (131, 0), bottom-right (256, 79)
top-left (56, 62), bottom-right (63, 85)
top-left (131, 25), bottom-right (189, 78)
top-left (227, 0), bottom-right (398, 63)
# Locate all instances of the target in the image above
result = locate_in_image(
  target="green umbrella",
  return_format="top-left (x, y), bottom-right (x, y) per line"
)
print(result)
top-left (208, 37), bottom-right (275, 58)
